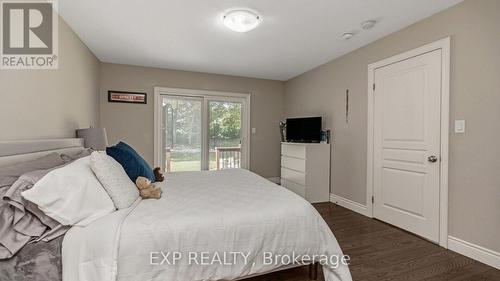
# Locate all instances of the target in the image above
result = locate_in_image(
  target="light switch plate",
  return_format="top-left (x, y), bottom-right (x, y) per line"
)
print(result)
top-left (251, 128), bottom-right (256, 134)
top-left (455, 120), bottom-right (466, 133)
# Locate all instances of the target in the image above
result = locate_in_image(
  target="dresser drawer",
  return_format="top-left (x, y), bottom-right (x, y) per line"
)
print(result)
top-left (281, 179), bottom-right (305, 198)
top-left (281, 144), bottom-right (306, 159)
top-left (281, 167), bottom-right (306, 186)
top-left (281, 156), bottom-right (306, 172)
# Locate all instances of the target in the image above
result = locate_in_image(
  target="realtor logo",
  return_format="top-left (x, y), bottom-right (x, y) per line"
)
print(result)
top-left (1, 0), bottom-right (58, 69)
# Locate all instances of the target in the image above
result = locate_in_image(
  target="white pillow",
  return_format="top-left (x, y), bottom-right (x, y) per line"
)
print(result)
top-left (22, 156), bottom-right (115, 226)
top-left (89, 151), bottom-right (139, 209)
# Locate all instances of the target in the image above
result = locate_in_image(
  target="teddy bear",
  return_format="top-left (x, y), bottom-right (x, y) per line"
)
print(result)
top-left (153, 167), bottom-right (164, 182)
top-left (135, 176), bottom-right (162, 199)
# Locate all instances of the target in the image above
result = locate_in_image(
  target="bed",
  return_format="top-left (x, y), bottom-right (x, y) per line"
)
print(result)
top-left (0, 138), bottom-right (352, 281)
top-left (0, 139), bottom-right (85, 281)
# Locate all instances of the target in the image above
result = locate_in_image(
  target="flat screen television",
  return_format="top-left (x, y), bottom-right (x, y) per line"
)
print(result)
top-left (286, 117), bottom-right (322, 143)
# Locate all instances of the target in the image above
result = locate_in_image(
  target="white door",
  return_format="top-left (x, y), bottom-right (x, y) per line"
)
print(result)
top-left (373, 49), bottom-right (442, 242)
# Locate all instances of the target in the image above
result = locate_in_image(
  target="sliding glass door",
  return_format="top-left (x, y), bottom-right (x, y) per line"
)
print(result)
top-left (161, 96), bottom-right (203, 172)
top-left (155, 88), bottom-right (249, 173)
top-left (208, 100), bottom-right (243, 170)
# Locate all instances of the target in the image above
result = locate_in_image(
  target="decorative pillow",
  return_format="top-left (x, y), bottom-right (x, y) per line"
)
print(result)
top-left (21, 156), bottom-right (115, 226)
top-left (106, 142), bottom-right (155, 183)
top-left (90, 151), bottom-right (139, 209)
top-left (0, 152), bottom-right (65, 189)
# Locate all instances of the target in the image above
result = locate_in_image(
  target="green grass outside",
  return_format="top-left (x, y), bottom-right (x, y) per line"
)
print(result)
top-left (169, 151), bottom-right (217, 172)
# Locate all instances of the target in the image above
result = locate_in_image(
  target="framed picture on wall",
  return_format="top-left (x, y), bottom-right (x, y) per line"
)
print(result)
top-left (108, 91), bottom-right (147, 104)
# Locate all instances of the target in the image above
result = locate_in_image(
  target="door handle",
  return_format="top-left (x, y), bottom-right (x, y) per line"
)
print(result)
top-left (428, 155), bottom-right (438, 163)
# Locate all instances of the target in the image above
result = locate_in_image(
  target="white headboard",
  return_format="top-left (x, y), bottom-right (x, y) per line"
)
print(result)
top-left (0, 138), bottom-right (84, 167)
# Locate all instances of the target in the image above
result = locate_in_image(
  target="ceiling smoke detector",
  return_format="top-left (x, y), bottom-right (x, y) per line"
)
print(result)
top-left (342, 32), bottom-right (354, 40)
top-left (223, 9), bottom-right (261, 33)
top-left (361, 20), bottom-right (377, 30)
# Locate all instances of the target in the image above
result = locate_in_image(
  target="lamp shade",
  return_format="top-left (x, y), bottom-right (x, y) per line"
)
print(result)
top-left (76, 128), bottom-right (108, 150)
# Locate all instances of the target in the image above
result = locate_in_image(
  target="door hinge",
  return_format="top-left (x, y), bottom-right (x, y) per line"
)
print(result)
top-left (373, 83), bottom-right (376, 91)
top-left (372, 196), bottom-right (374, 204)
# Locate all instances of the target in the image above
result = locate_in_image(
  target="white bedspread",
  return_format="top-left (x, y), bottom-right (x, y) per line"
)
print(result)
top-left (62, 169), bottom-right (352, 281)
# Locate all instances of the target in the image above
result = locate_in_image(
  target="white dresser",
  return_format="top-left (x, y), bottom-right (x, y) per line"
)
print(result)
top-left (280, 142), bottom-right (330, 203)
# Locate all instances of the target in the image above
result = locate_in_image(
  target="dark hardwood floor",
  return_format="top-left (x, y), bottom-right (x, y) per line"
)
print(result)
top-left (246, 203), bottom-right (500, 281)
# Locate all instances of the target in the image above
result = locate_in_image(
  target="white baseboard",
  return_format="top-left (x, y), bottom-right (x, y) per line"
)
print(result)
top-left (448, 236), bottom-right (500, 269)
top-left (267, 177), bottom-right (281, 184)
top-left (330, 193), bottom-right (371, 217)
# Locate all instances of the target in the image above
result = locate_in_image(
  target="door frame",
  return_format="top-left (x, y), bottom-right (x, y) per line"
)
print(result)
top-left (153, 87), bottom-right (251, 171)
top-left (366, 37), bottom-right (450, 248)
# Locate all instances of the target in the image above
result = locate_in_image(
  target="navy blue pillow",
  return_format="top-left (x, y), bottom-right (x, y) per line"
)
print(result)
top-left (106, 142), bottom-right (155, 183)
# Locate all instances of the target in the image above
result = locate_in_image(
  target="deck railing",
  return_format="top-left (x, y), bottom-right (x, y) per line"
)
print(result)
top-left (163, 147), bottom-right (241, 172)
top-left (164, 148), bottom-right (172, 172)
top-left (215, 146), bottom-right (241, 170)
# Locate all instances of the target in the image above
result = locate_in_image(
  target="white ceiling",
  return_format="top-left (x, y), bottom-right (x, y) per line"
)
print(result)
top-left (59, 0), bottom-right (462, 81)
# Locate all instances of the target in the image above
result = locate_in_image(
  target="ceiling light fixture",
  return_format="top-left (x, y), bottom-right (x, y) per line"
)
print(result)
top-left (342, 32), bottom-right (354, 40)
top-left (223, 9), bottom-right (261, 32)
top-left (361, 20), bottom-right (376, 30)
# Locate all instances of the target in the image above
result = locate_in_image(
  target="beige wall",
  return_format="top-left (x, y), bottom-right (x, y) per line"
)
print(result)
top-left (0, 18), bottom-right (100, 140)
top-left (99, 63), bottom-right (285, 178)
top-left (285, 0), bottom-right (500, 252)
